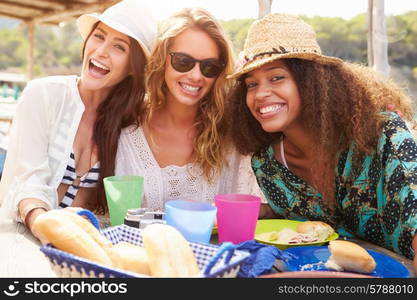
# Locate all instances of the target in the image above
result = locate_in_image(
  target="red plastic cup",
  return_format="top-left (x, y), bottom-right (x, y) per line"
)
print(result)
top-left (214, 194), bottom-right (261, 244)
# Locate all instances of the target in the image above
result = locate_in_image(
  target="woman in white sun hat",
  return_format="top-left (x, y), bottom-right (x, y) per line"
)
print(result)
top-left (0, 0), bottom-right (157, 238)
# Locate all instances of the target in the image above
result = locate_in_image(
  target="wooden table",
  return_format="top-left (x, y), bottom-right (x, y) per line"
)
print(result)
top-left (1, 211), bottom-right (414, 278)
top-left (0, 214), bottom-right (56, 277)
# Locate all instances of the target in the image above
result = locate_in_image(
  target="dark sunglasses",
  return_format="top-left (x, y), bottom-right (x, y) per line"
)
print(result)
top-left (169, 52), bottom-right (225, 78)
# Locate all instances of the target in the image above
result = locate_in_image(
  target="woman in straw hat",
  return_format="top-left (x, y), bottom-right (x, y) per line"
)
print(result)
top-left (115, 7), bottom-right (263, 211)
top-left (0, 0), bottom-right (157, 238)
top-left (228, 13), bottom-right (417, 267)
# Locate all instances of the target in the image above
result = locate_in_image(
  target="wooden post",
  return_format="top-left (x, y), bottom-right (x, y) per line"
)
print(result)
top-left (258, 0), bottom-right (273, 19)
top-left (27, 21), bottom-right (34, 80)
top-left (367, 0), bottom-right (390, 76)
top-left (367, 0), bottom-right (374, 67)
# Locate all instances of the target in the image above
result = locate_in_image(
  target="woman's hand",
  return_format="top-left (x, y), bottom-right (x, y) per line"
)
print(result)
top-left (258, 203), bottom-right (277, 219)
top-left (411, 233), bottom-right (417, 275)
top-left (63, 207), bottom-right (84, 213)
top-left (414, 255), bottom-right (417, 276)
top-left (412, 234), bottom-right (417, 275)
top-left (25, 208), bottom-right (48, 244)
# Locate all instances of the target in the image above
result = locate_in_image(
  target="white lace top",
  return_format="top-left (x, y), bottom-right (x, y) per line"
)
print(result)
top-left (115, 125), bottom-right (264, 211)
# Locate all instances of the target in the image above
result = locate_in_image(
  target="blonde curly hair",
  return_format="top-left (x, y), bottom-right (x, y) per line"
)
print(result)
top-left (144, 8), bottom-right (235, 182)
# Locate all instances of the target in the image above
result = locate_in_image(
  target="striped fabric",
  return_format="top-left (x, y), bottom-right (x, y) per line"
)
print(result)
top-left (59, 152), bottom-right (100, 208)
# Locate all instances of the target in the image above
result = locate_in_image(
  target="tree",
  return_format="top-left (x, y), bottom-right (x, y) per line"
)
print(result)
top-left (0, 28), bottom-right (27, 69)
top-left (221, 19), bottom-right (254, 54)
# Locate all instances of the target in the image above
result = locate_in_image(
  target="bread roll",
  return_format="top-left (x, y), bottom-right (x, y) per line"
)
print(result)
top-left (34, 211), bottom-right (202, 277)
top-left (142, 224), bottom-right (200, 277)
top-left (296, 221), bottom-right (334, 241)
top-left (325, 240), bottom-right (376, 273)
top-left (109, 242), bottom-right (150, 275)
top-left (33, 210), bottom-right (113, 266)
top-left (62, 210), bottom-right (113, 255)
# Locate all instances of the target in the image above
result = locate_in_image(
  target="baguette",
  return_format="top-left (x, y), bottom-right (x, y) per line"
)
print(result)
top-left (109, 242), bottom-right (150, 275)
top-left (34, 211), bottom-right (201, 277)
top-left (142, 224), bottom-right (200, 277)
top-left (325, 240), bottom-right (376, 273)
top-left (32, 210), bottom-right (113, 266)
top-left (62, 210), bottom-right (114, 256)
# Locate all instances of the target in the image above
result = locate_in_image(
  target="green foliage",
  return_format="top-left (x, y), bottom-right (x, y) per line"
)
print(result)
top-left (220, 13), bottom-right (417, 99)
top-left (0, 12), bottom-right (416, 99)
top-left (0, 21), bottom-right (83, 76)
top-left (388, 11), bottom-right (417, 66)
top-left (0, 28), bottom-right (27, 69)
top-left (220, 18), bottom-right (254, 54)
top-left (220, 12), bottom-right (417, 69)
top-left (412, 67), bottom-right (417, 79)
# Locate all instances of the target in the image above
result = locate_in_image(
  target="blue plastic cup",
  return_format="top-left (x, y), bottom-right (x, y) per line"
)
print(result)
top-left (164, 200), bottom-right (217, 244)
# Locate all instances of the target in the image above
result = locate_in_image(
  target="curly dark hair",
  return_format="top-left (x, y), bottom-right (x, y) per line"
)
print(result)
top-left (227, 58), bottom-right (416, 208)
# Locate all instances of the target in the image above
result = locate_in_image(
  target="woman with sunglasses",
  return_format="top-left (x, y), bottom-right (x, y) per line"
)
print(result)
top-left (0, 0), bottom-right (157, 237)
top-left (115, 8), bottom-right (263, 211)
top-left (228, 14), bottom-right (417, 271)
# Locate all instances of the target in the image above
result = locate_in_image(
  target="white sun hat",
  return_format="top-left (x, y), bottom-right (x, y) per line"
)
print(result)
top-left (76, 0), bottom-right (157, 57)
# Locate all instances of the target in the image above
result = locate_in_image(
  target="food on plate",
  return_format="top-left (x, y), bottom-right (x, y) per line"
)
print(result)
top-left (259, 220), bottom-right (335, 244)
top-left (324, 240), bottom-right (376, 273)
top-left (267, 231), bottom-right (279, 241)
top-left (296, 221), bottom-right (335, 241)
top-left (142, 223), bottom-right (200, 277)
top-left (109, 242), bottom-right (150, 275)
top-left (33, 210), bottom-right (114, 266)
top-left (271, 228), bottom-right (319, 243)
top-left (258, 228), bottom-right (316, 244)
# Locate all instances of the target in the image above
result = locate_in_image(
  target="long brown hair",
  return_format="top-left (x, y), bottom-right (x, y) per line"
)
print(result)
top-left (145, 8), bottom-right (235, 182)
top-left (82, 22), bottom-right (147, 214)
top-left (228, 58), bottom-right (416, 208)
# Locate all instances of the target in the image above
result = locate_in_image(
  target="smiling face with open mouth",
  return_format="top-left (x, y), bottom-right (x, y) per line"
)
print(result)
top-left (244, 60), bottom-right (303, 134)
top-left (79, 22), bottom-right (131, 96)
top-left (164, 28), bottom-right (219, 108)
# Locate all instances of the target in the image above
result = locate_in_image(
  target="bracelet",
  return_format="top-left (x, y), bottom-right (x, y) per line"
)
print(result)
top-left (19, 202), bottom-right (49, 226)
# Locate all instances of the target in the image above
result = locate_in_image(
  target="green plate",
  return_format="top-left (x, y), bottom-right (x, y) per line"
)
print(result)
top-left (255, 219), bottom-right (339, 250)
top-left (212, 225), bottom-right (218, 235)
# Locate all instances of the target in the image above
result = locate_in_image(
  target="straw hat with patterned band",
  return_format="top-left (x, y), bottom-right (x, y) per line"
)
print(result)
top-left (76, 0), bottom-right (157, 57)
top-left (228, 13), bottom-right (342, 79)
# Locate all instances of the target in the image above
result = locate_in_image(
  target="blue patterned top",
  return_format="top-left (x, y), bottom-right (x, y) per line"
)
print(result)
top-left (252, 112), bottom-right (417, 259)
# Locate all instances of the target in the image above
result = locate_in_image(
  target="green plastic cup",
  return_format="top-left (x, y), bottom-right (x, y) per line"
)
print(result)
top-left (103, 175), bottom-right (144, 226)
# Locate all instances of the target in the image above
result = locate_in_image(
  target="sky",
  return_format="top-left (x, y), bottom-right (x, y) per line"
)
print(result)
top-left (146, 0), bottom-right (417, 21)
